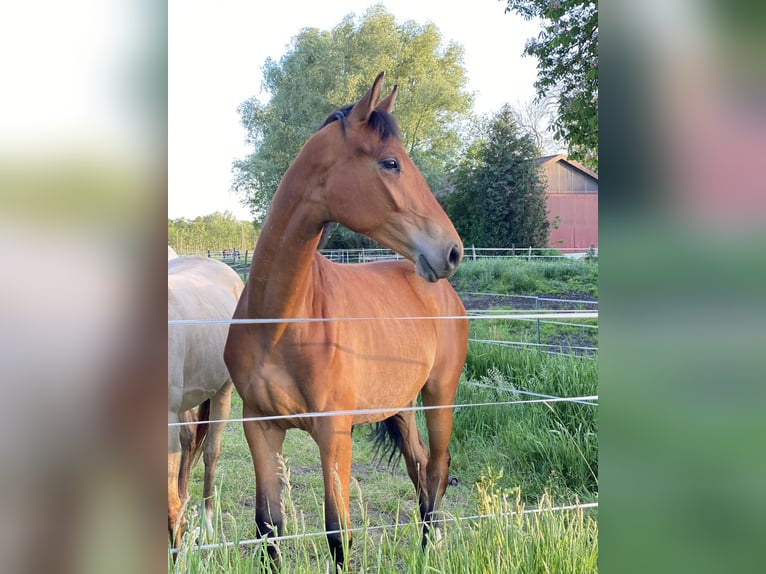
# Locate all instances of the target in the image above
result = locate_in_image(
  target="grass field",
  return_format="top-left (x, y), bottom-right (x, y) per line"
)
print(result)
top-left (171, 257), bottom-right (598, 573)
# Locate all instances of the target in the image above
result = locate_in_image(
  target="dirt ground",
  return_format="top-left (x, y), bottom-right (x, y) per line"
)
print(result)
top-left (456, 290), bottom-right (599, 357)
top-left (458, 291), bottom-right (598, 312)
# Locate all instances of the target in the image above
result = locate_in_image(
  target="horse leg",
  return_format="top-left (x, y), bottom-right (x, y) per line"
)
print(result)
top-left (168, 421), bottom-right (184, 550)
top-left (419, 380), bottom-right (458, 547)
top-left (178, 410), bottom-right (196, 509)
top-left (314, 415), bottom-right (354, 570)
top-left (381, 410), bottom-right (430, 522)
top-left (242, 408), bottom-right (286, 568)
top-left (201, 381), bottom-right (233, 540)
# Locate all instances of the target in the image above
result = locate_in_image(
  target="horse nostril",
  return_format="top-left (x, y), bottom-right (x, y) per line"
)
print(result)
top-left (447, 244), bottom-right (462, 269)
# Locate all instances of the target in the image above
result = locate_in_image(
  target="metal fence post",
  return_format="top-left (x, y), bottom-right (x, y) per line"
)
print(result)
top-left (535, 296), bottom-right (541, 345)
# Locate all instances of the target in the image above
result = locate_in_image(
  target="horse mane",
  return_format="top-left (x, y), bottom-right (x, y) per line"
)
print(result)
top-left (318, 104), bottom-right (400, 141)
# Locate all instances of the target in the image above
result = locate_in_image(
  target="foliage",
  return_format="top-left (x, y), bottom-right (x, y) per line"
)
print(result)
top-left (443, 106), bottom-right (549, 248)
top-left (504, 0), bottom-right (598, 169)
top-left (319, 222), bottom-right (380, 250)
top-left (167, 211), bottom-right (258, 254)
top-left (231, 4), bottom-right (473, 225)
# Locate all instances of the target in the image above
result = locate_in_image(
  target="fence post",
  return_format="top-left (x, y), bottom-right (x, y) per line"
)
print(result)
top-left (535, 296), bottom-right (541, 345)
top-left (245, 250), bottom-right (249, 265)
top-left (207, 249), bottom-right (211, 258)
top-left (472, 245), bottom-right (476, 261)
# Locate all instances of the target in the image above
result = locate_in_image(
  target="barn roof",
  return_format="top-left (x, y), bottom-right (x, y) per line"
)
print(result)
top-left (536, 154), bottom-right (598, 181)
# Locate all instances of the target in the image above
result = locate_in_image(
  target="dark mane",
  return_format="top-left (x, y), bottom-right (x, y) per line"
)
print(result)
top-left (317, 104), bottom-right (400, 141)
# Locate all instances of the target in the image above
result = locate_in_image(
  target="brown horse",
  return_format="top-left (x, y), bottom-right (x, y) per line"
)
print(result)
top-left (224, 72), bottom-right (468, 569)
top-left (168, 256), bottom-right (244, 549)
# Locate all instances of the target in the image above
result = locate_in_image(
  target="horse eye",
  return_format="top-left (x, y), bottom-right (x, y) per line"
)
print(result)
top-left (379, 158), bottom-right (400, 172)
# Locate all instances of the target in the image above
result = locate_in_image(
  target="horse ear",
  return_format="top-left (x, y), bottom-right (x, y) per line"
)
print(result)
top-left (377, 84), bottom-right (397, 114)
top-left (348, 71), bottom-right (385, 124)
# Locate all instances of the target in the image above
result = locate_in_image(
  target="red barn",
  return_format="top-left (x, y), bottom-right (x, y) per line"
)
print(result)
top-left (537, 155), bottom-right (598, 250)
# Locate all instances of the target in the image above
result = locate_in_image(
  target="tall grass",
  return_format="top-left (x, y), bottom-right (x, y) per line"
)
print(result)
top-left (451, 358), bottom-right (598, 504)
top-left (171, 470), bottom-right (597, 573)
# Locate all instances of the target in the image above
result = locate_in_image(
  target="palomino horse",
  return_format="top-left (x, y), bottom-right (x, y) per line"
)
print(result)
top-left (224, 72), bottom-right (468, 569)
top-left (168, 256), bottom-right (244, 548)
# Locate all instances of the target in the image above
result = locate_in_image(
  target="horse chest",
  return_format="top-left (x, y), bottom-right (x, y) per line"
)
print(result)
top-left (238, 350), bottom-right (315, 418)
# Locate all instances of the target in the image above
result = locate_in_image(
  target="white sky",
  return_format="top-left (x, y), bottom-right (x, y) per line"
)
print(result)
top-left (168, 1), bottom-right (541, 221)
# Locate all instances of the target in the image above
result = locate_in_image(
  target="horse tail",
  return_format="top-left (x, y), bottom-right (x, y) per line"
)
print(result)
top-left (370, 414), bottom-right (405, 470)
top-left (190, 399), bottom-right (211, 466)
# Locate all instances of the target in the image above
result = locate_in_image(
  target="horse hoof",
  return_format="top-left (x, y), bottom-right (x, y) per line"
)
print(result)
top-left (448, 476), bottom-right (458, 486)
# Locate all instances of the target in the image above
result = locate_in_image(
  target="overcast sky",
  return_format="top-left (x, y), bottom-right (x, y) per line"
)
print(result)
top-left (168, 1), bottom-right (541, 220)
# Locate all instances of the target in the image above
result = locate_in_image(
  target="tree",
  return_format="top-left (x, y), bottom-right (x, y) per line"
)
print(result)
top-left (168, 211), bottom-right (259, 254)
top-left (504, 0), bottom-right (598, 169)
top-left (443, 105), bottom-right (549, 247)
top-left (231, 4), bottom-right (473, 225)
top-left (509, 93), bottom-right (565, 156)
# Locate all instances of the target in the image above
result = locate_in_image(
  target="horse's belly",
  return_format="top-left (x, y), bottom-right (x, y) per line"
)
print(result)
top-left (233, 324), bottom-right (438, 427)
top-left (344, 335), bottom-right (435, 422)
top-left (355, 362), bottom-right (430, 411)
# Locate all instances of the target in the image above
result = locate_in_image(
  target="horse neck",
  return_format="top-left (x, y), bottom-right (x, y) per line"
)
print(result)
top-left (246, 160), bottom-right (326, 321)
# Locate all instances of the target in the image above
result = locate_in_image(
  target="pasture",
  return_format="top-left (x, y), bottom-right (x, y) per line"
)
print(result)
top-left (170, 256), bottom-right (598, 573)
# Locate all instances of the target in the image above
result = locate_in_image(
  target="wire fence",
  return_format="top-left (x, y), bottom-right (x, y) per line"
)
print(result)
top-left (169, 373), bottom-right (598, 555)
top-left (169, 393), bottom-right (598, 429)
top-left (167, 308), bottom-right (598, 428)
top-left (319, 246), bottom-right (598, 263)
top-left (175, 245), bottom-right (599, 266)
top-left (168, 308), bottom-right (598, 358)
top-left (168, 300), bottom-right (598, 557)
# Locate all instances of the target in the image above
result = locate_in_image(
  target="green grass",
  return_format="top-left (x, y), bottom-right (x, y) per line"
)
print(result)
top-left (452, 359), bottom-right (598, 503)
top-left (451, 257), bottom-right (598, 297)
top-left (172, 466), bottom-right (597, 573)
top-left (457, 256), bottom-right (599, 357)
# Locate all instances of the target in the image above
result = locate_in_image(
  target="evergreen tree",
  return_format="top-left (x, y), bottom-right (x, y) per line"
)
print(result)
top-left (444, 106), bottom-right (549, 247)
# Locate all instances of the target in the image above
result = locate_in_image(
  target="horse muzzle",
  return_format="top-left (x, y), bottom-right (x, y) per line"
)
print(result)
top-left (415, 242), bottom-right (462, 282)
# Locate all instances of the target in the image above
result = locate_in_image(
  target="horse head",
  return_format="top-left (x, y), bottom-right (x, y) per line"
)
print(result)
top-left (317, 72), bottom-right (463, 281)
